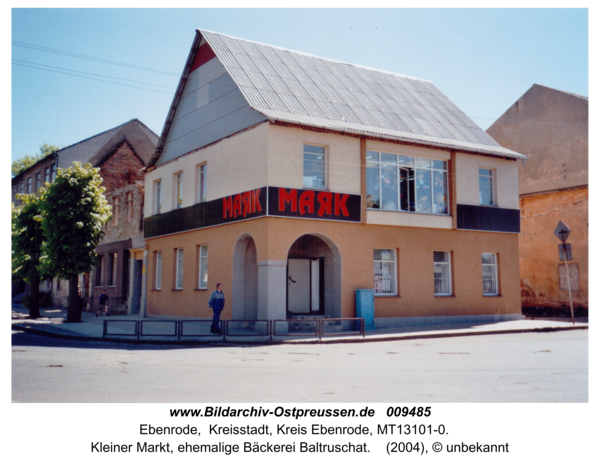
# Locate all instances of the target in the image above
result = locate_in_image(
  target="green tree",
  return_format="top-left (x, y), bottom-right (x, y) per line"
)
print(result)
top-left (12, 143), bottom-right (61, 177)
top-left (40, 162), bottom-right (112, 322)
top-left (12, 194), bottom-right (46, 319)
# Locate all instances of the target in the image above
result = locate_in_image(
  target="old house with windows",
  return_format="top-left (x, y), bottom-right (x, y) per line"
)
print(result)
top-left (486, 84), bottom-right (588, 314)
top-left (13, 119), bottom-right (158, 312)
top-left (143, 30), bottom-right (524, 327)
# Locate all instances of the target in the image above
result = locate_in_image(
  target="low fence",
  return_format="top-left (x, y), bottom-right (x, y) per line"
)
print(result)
top-left (103, 317), bottom-right (365, 342)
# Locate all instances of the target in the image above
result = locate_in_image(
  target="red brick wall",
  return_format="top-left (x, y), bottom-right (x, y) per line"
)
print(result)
top-left (99, 142), bottom-right (145, 194)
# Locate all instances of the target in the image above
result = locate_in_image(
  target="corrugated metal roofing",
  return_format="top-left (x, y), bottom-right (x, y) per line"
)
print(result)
top-left (199, 29), bottom-right (525, 160)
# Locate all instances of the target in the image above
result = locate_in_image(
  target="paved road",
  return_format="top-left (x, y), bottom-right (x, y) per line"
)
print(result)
top-left (12, 329), bottom-right (587, 403)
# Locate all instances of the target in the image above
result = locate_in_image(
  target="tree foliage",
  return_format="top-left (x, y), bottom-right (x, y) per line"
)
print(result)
top-left (12, 143), bottom-right (61, 177)
top-left (39, 162), bottom-right (112, 321)
top-left (11, 194), bottom-right (47, 318)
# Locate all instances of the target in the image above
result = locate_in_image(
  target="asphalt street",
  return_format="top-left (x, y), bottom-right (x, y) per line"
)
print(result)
top-left (12, 329), bottom-right (587, 403)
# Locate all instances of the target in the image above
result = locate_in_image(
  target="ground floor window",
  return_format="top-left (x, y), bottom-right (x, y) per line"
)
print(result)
top-left (155, 251), bottom-right (162, 290)
top-left (108, 252), bottom-right (117, 286)
top-left (374, 248), bottom-right (397, 295)
top-left (198, 245), bottom-right (208, 289)
top-left (434, 251), bottom-right (452, 295)
top-left (95, 255), bottom-right (103, 286)
top-left (175, 248), bottom-right (184, 289)
top-left (482, 253), bottom-right (498, 295)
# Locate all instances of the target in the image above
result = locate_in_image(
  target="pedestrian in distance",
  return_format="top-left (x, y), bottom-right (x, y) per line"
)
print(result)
top-left (208, 283), bottom-right (225, 333)
top-left (96, 290), bottom-right (109, 317)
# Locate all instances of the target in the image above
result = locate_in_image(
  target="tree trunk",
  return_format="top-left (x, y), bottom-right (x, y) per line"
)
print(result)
top-left (29, 275), bottom-right (41, 319)
top-left (67, 274), bottom-right (81, 322)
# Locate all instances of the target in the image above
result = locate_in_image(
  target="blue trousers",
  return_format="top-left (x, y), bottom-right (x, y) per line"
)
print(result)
top-left (211, 309), bottom-right (222, 332)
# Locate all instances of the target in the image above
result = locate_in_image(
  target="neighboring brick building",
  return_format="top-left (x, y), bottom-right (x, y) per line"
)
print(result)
top-left (12, 119), bottom-right (158, 312)
top-left (486, 84), bottom-right (588, 314)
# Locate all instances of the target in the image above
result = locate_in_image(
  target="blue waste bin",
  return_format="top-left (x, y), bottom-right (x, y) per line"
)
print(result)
top-left (355, 289), bottom-right (375, 330)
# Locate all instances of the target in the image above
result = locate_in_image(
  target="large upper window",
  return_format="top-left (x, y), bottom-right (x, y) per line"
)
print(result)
top-left (373, 248), bottom-right (397, 296)
top-left (198, 164), bottom-right (207, 203)
top-left (482, 253), bottom-right (499, 296)
top-left (303, 145), bottom-right (325, 189)
top-left (479, 168), bottom-right (495, 206)
top-left (367, 151), bottom-right (448, 215)
top-left (113, 196), bottom-right (120, 226)
top-left (434, 251), bottom-right (452, 296)
top-left (198, 245), bottom-right (208, 289)
top-left (27, 177), bottom-right (32, 194)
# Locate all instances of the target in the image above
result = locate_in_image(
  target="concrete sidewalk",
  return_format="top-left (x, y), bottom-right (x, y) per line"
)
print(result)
top-left (11, 303), bottom-right (588, 345)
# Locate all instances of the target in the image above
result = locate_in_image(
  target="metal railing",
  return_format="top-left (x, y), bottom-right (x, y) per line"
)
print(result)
top-left (102, 317), bottom-right (365, 341)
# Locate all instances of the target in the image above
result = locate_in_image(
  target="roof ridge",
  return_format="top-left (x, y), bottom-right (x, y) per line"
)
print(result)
top-left (56, 119), bottom-right (136, 154)
top-left (198, 28), bottom-right (432, 84)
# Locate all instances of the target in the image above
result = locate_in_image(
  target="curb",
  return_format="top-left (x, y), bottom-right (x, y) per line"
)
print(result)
top-left (12, 323), bottom-right (589, 346)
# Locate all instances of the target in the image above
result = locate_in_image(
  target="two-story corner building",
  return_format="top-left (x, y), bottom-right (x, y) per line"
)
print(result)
top-left (487, 84), bottom-right (588, 314)
top-left (12, 119), bottom-right (158, 311)
top-left (143, 29), bottom-right (525, 328)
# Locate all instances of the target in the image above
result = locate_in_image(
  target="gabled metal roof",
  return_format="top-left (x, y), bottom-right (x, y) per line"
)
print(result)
top-left (149, 30), bottom-right (525, 167)
top-left (200, 30), bottom-right (525, 160)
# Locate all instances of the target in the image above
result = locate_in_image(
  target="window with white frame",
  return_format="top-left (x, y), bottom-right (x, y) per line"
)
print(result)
top-left (50, 164), bottom-right (56, 182)
top-left (19, 182), bottom-right (24, 194)
top-left (198, 164), bottom-right (207, 203)
top-left (373, 249), bottom-right (397, 295)
top-left (154, 180), bottom-right (162, 214)
top-left (482, 253), bottom-right (499, 295)
top-left (44, 167), bottom-right (50, 184)
top-left (367, 151), bottom-right (448, 214)
top-left (27, 177), bottom-right (32, 194)
top-left (35, 173), bottom-right (41, 191)
top-left (434, 251), bottom-right (452, 296)
top-left (303, 145), bottom-right (325, 189)
top-left (198, 245), bottom-right (208, 289)
top-left (155, 251), bottom-right (162, 290)
top-left (175, 172), bottom-right (183, 209)
top-left (479, 168), bottom-right (495, 206)
top-left (175, 248), bottom-right (184, 289)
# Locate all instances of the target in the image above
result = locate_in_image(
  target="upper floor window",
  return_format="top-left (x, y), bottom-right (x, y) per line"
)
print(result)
top-left (374, 248), bottom-right (397, 296)
top-left (19, 182), bottom-right (24, 194)
top-left (482, 253), bottom-right (499, 296)
top-left (113, 196), bottom-right (120, 226)
top-left (35, 173), bottom-right (41, 191)
top-left (44, 167), bottom-right (50, 184)
top-left (367, 151), bottom-right (448, 215)
top-left (175, 172), bottom-right (183, 209)
top-left (154, 180), bottom-right (162, 214)
top-left (434, 251), bottom-right (452, 296)
top-left (479, 168), bottom-right (495, 206)
top-left (198, 164), bottom-right (207, 203)
top-left (27, 177), bottom-right (32, 194)
top-left (303, 145), bottom-right (325, 190)
top-left (50, 164), bottom-right (56, 182)
top-left (126, 191), bottom-right (133, 223)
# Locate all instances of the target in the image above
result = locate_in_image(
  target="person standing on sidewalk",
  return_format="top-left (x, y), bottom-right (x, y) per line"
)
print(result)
top-left (96, 290), bottom-right (109, 317)
top-left (208, 283), bottom-right (225, 333)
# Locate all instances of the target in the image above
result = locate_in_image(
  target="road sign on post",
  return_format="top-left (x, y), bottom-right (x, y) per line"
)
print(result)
top-left (554, 221), bottom-right (574, 324)
top-left (554, 221), bottom-right (571, 243)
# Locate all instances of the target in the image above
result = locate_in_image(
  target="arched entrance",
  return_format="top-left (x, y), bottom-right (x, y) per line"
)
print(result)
top-left (232, 234), bottom-right (258, 321)
top-left (286, 234), bottom-right (341, 318)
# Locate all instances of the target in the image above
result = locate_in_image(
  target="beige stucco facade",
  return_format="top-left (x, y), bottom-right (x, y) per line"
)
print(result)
top-left (144, 122), bottom-right (522, 326)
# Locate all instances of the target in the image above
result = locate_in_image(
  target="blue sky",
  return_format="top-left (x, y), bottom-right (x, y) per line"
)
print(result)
top-left (11, 8), bottom-right (588, 162)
